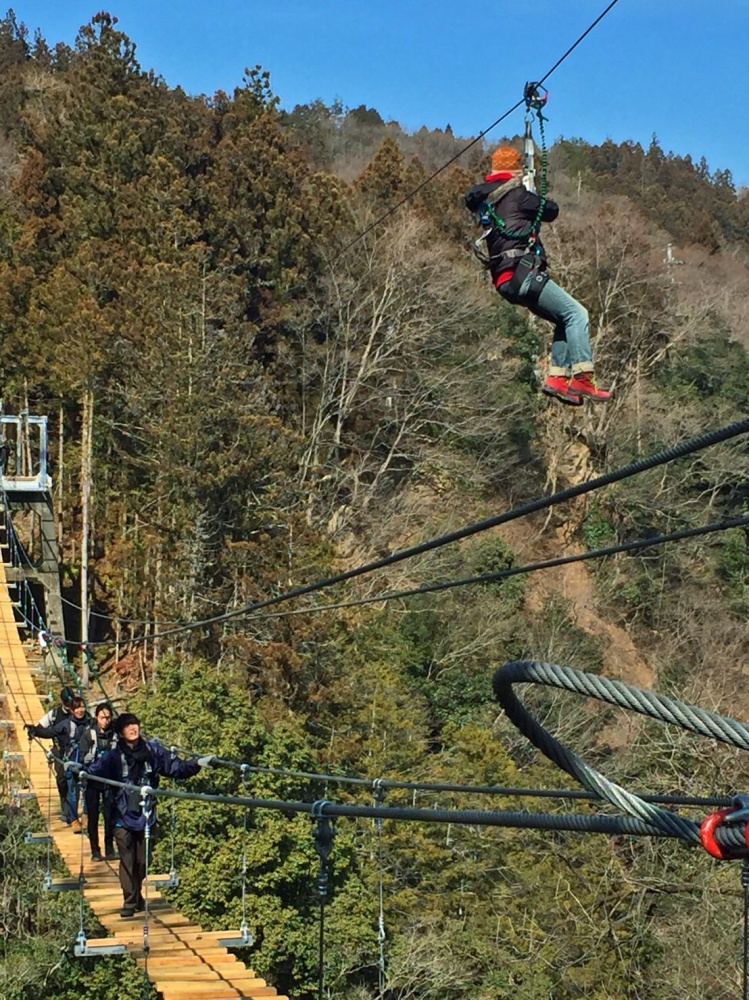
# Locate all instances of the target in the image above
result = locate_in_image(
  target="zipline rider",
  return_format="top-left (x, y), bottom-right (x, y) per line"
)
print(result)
top-left (465, 145), bottom-right (611, 406)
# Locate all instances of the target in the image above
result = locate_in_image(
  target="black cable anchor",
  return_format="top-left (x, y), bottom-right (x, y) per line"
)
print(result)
top-left (312, 800), bottom-right (336, 1000)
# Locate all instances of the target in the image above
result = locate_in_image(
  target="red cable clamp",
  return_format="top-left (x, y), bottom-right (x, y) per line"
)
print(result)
top-left (699, 800), bottom-right (749, 860)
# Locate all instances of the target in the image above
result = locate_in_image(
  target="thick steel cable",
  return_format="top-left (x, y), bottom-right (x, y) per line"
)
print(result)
top-left (56, 515), bottom-right (749, 642)
top-left (83, 416), bottom-right (749, 649)
top-left (219, 515), bottom-right (749, 624)
top-left (64, 764), bottom-right (745, 848)
top-left (493, 661), bottom-right (749, 847)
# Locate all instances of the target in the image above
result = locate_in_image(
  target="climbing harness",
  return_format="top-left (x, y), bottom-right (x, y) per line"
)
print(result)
top-left (501, 251), bottom-right (549, 305)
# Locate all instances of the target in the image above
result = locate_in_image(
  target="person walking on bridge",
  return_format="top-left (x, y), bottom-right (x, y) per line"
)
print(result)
top-left (28, 695), bottom-right (91, 831)
top-left (79, 702), bottom-right (117, 861)
top-left (85, 712), bottom-right (214, 917)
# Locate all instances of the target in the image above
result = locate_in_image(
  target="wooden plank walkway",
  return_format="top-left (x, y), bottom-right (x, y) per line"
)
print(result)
top-left (0, 558), bottom-right (287, 1000)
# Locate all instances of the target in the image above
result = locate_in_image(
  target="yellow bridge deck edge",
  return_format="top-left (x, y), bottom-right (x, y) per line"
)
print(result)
top-left (0, 558), bottom-right (288, 1000)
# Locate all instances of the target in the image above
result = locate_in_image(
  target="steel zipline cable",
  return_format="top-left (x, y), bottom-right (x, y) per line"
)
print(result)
top-left (10, 4), bottom-right (627, 647)
top-left (334, 0), bottom-right (622, 259)
top-left (54, 515), bottom-right (749, 635)
top-left (214, 514), bottom-right (749, 624)
top-left (79, 415), bottom-right (749, 649)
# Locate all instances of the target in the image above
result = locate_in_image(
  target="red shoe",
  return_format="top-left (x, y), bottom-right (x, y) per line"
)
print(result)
top-left (541, 375), bottom-right (582, 406)
top-left (569, 372), bottom-right (611, 403)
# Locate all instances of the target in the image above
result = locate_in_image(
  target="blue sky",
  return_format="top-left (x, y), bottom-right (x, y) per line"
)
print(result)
top-left (15, 1), bottom-right (749, 185)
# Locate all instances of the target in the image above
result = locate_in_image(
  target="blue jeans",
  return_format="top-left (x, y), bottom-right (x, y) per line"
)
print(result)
top-left (65, 768), bottom-right (79, 822)
top-left (504, 275), bottom-right (594, 376)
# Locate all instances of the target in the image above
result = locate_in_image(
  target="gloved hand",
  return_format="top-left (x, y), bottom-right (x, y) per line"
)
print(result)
top-left (25, 724), bottom-right (38, 738)
top-left (65, 760), bottom-right (83, 774)
top-left (196, 754), bottom-right (217, 768)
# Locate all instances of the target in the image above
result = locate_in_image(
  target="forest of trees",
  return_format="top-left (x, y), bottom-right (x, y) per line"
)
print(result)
top-left (1, 10), bottom-right (749, 1000)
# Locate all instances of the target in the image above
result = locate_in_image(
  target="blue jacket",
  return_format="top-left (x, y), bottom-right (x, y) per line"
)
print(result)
top-left (86, 738), bottom-right (200, 831)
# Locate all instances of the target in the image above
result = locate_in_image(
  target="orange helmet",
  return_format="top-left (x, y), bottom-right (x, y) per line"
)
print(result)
top-left (491, 145), bottom-right (522, 173)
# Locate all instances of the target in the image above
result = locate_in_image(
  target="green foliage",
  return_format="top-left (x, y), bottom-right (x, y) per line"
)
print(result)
top-left (581, 507), bottom-right (617, 549)
top-left (552, 133), bottom-right (749, 248)
top-left (0, 795), bottom-right (156, 1000)
top-left (717, 526), bottom-right (749, 613)
top-left (656, 332), bottom-right (749, 410)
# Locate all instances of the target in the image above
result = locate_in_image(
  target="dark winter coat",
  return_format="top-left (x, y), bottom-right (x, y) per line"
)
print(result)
top-left (32, 713), bottom-right (93, 761)
top-left (465, 176), bottom-right (559, 284)
top-left (79, 723), bottom-right (116, 765)
top-left (86, 737), bottom-right (200, 831)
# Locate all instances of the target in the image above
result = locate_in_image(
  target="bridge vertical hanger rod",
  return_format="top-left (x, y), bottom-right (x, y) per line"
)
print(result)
top-left (218, 763), bottom-right (255, 948)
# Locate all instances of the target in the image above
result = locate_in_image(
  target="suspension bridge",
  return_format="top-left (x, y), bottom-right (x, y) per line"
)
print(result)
top-left (0, 421), bottom-right (287, 1000)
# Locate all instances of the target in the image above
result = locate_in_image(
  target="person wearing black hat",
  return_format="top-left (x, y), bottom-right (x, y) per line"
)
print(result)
top-left (85, 712), bottom-right (214, 917)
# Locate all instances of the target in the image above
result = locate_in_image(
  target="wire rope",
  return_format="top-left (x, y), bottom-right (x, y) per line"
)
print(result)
top-left (55, 765), bottom-right (742, 846)
top-left (140, 788), bottom-right (153, 1000)
top-left (24, 663), bottom-right (727, 818)
top-left (493, 660), bottom-right (749, 847)
top-left (137, 727), bottom-right (734, 810)
top-left (219, 515), bottom-right (749, 625)
top-left (80, 416), bottom-right (749, 649)
top-left (373, 781), bottom-right (387, 997)
top-left (70, 515), bottom-right (749, 639)
top-left (238, 763), bottom-right (251, 944)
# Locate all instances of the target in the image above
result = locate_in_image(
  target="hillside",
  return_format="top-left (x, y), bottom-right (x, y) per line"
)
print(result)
top-left (1, 11), bottom-right (748, 1000)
